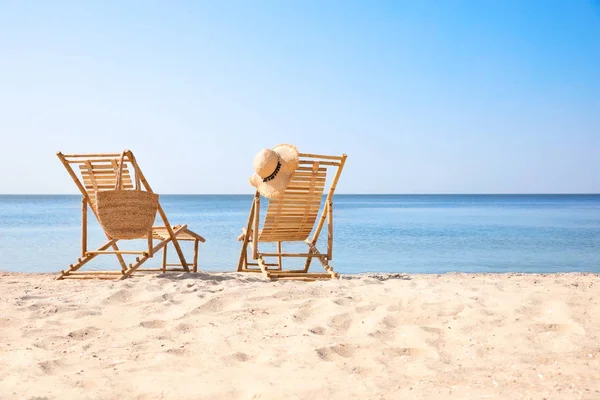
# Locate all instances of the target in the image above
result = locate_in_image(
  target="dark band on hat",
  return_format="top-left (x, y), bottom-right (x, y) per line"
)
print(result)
top-left (263, 161), bottom-right (282, 182)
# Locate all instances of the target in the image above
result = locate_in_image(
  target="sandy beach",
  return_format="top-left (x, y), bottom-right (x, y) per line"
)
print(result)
top-left (1, 272), bottom-right (599, 399)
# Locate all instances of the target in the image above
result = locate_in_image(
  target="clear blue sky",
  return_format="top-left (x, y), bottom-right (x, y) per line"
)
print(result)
top-left (1, 1), bottom-right (599, 194)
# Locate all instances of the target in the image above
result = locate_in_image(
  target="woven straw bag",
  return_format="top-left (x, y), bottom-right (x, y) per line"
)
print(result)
top-left (96, 151), bottom-right (159, 240)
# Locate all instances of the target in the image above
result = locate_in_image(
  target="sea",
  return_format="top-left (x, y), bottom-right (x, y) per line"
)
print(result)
top-left (0, 195), bottom-right (599, 275)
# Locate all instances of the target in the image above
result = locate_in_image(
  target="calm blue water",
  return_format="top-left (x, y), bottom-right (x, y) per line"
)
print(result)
top-left (0, 195), bottom-right (599, 274)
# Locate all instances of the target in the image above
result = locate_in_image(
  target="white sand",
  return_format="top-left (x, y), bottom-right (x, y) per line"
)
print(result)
top-left (1, 272), bottom-right (599, 399)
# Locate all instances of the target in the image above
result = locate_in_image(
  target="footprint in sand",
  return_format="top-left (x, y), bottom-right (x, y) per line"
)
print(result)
top-left (120, 282), bottom-right (135, 289)
top-left (181, 287), bottom-right (200, 295)
top-left (292, 308), bottom-right (314, 323)
top-left (104, 289), bottom-right (133, 305)
top-left (26, 302), bottom-right (56, 312)
top-left (420, 326), bottom-right (440, 333)
top-left (386, 300), bottom-right (407, 313)
top-left (381, 315), bottom-right (399, 329)
top-left (536, 322), bottom-right (585, 335)
top-left (29, 304), bottom-right (79, 318)
top-left (140, 320), bottom-right (167, 329)
top-left (19, 294), bottom-right (46, 301)
top-left (309, 326), bottom-right (325, 335)
top-left (366, 314), bottom-right (401, 340)
top-left (23, 328), bottom-right (50, 339)
top-left (290, 299), bottom-right (319, 323)
top-left (328, 313), bottom-right (353, 332)
top-left (435, 302), bottom-right (465, 317)
top-left (315, 347), bottom-right (335, 361)
top-left (166, 347), bottom-right (187, 356)
top-left (145, 284), bottom-right (162, 292)
top-left (68, 326), bottom-right (101, 341)
top-left (35, 335), bottom-right (69, 350)
top-left (330, 344), bottom-right (356, 358)
top-left (187, 297), bottom-right (224, 315)
top-left (354, 304), bottom-right (379, 314)
top-left (369, 329), bottom-right (392, 341)
top-left (315, 344), bottom-right (356, 361)
top-left (73, 309), bottom-right (102, 318)
top-left (174, 323), bottom-right (194, 333)
top-left (225, 352), bottom-right (252, 362)
top-left (38, 359), bottom-right (65, 374)
top-left (388, 347), bottom-right (432, 358)
top-left (157, 293), bottom-right (184, 305)
top-left (332, 297), bottom-right (353, 307)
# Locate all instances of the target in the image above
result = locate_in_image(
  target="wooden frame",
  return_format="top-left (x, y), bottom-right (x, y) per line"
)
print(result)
top-left (237, 152), bottom-right (347, 281)
top-left (56, 150), bottom-right (205, 280)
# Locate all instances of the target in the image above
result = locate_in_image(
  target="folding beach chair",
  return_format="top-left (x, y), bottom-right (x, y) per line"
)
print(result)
top-left (237, 152), bottom-right (347, 280)
top-left (56, 150), bottom-right (205, 280)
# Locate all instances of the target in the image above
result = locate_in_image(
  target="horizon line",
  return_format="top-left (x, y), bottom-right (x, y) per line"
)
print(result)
top-left (1, 193), bottom-right (599, 196)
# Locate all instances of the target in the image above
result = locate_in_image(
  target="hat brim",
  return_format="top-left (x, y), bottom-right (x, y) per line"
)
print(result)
top-left (273, 144), bottom-right (299, 172)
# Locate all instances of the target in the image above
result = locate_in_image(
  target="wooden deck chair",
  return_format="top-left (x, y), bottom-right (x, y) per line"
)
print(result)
top-left (56, 150), bottom-right (205, 280)
top-left (237, 152), bottom-right (347, 281)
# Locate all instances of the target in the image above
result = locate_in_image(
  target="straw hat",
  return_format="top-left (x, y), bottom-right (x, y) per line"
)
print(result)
top-left (250, 144), bottom-right (300, 198)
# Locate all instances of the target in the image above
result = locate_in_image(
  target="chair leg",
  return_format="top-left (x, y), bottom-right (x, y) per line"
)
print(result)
top-left (257, 257), bottom-right (271, 279)
top-left (162, 245), bottom-right (168, 273)
top-left (170, 237), bottom-right (189, 272)
top-left (303, 255), bottom-right (314, 273)
top-left (306, 242), bottom-right (338, 279)
top-left (111, 243), bottom-right (128, 271)
top-left (238, 199), bottom-right (256, 272)
top-left (193, 239), bottom-right (199, 273)
top-left (239, 238), bottom-right (262, 272)
top-left (238, 236), bottom-right (249, 272)
top-left (303, 240), bottom-right (316, 272)
top-left (120, 252), bottom-right (154, 280)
